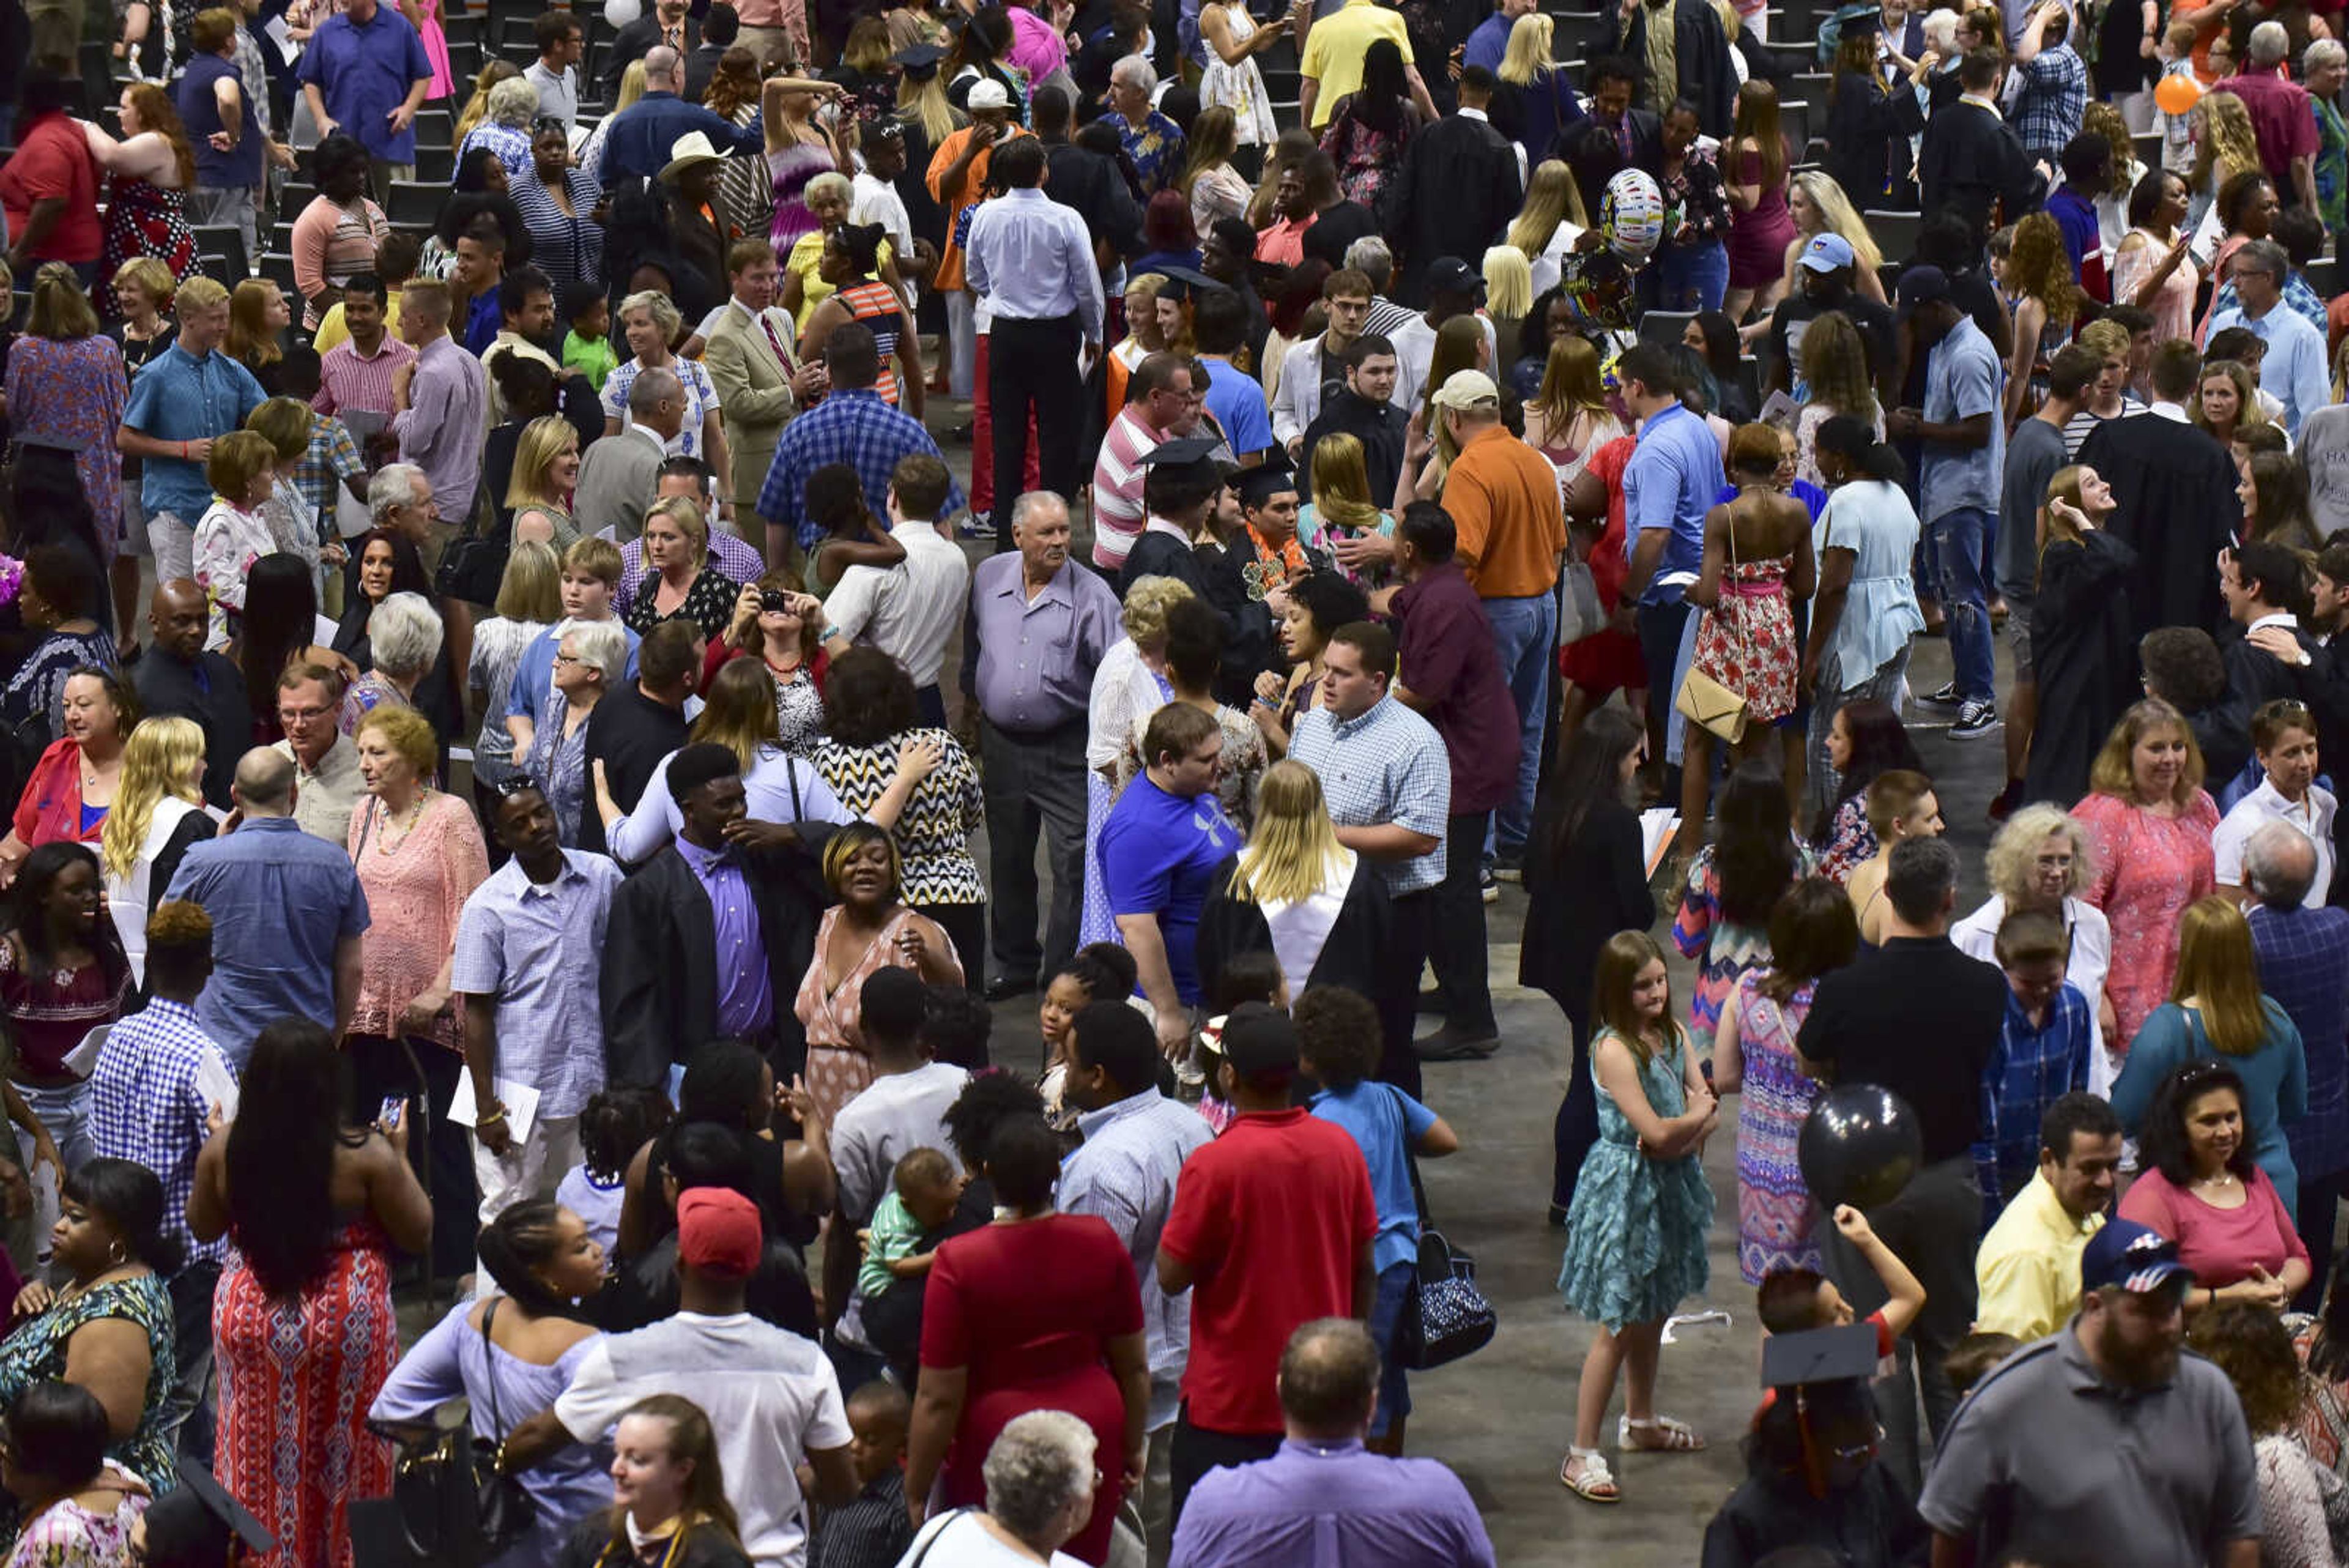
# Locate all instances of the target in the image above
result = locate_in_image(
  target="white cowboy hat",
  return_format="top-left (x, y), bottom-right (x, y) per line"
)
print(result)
top-left (660, 130), bottom-right (726, 183)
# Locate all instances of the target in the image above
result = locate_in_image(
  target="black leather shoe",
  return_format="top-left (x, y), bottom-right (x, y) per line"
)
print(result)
top-left (982, 974), bottom-right (1037, 1003)
top-left (1413, 1024), bottom-right (1501, 1061)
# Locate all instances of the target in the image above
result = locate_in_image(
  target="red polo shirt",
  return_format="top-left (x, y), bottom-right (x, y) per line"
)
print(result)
top-left (0, 113), bottom-right (103, 265)
top-left (2216, 71), bottom-right (2318, 190)
top-left (1392, 560), bottom-right (1522, 816)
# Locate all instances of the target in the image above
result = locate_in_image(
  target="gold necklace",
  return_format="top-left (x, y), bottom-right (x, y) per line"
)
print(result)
top-left (376, 790), bottom-right (431, 852)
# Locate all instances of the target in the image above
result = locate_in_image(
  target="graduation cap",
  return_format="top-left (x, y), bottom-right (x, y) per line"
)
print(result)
top-left (1143, 436), bottom-right (1225, 469)
top-left (1762, 1325), bottom-right (1880, 1391)
top-left (1149, 263), bottom-right (1231, 302)
top-left (156, 1455), bottom-right (278, 1556)
top-left (1234, 456), bottom-right (1299, 508)
top-left (891, 42), bottom-right (948, 75)
top-left (1838, 8), bottom-right (1882, 37)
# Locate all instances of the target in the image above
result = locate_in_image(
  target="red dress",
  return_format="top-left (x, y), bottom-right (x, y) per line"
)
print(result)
top-left (214, 1219), bottom-right (397, 1568)
top-left (919, 1215), bottom-right (1144, 1566)
top-left (2071, 789), bottom-right (2221, 1053)
top-left (1559, 435), bottom-right (1649, 696)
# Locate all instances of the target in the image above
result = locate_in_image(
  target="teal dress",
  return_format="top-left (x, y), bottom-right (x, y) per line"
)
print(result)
top-left (1558, 1026), bottom-right (1715, 1331)
top-left (0, 1273), bottom-right (177, 1544)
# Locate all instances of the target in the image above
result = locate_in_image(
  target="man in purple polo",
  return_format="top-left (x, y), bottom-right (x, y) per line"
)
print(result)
top-left (1169, 1318), bottom-right (1493, 1568)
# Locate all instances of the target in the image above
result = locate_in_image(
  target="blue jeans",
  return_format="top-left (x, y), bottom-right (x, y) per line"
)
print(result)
top-left (1485, 592), bottom-right (1557, 856)
top-left (1366, 1259), bottom-right (1416, 1436)
top-left (1929, 507), bottom-right (1996, 702)
top-left (1657, 240), bottom-right (1729, 311)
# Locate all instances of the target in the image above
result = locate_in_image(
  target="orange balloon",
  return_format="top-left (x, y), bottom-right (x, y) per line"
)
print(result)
top-left (2155, 72), bottom-right (2203, 116)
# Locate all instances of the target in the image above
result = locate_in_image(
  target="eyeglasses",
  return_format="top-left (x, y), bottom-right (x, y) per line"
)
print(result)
top-left (552, 652), bottom-right (580, 666)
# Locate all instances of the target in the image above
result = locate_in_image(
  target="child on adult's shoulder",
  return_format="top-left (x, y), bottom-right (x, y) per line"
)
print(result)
top-left (807, 1380), bottom-right (915, 1568)
top-left (562, 281), bottom-right (618, 393)
top-left (856, 1147), bottom-right (962, 1304)
top-left (1558, 931), bottom-right (1720, 1505)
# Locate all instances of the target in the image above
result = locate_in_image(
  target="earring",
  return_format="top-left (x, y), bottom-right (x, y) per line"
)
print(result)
top-left (107, 1239), bottom-right (128, 1266)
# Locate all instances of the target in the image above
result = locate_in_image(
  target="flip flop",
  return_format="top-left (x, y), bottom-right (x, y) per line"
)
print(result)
top-left (1620, 1414), bottom-right (1706, 1452)
top-left (1560, 1448), bottom-right (1620, 1503)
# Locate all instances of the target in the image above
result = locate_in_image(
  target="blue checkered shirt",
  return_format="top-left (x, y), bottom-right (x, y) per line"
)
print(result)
top-left (2251, 903), bottom-right (2349, 1182)
top-left (296, 412), bottom-right (364, 532)
top-left (87, 998), bottom-right (232, 1266)
top-left (755, 389), bottom-right (965, 552)
top-left (1287, 695), bottom-right (1452, 895)
top-left (1973, 981), bottom-right (2090, 1229)
top-left (2012, 45), bottom-right (2087, 155)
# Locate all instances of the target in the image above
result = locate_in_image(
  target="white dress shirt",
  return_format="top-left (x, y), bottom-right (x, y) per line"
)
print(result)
top-left (2214, 776), bottom-right (2338, 905)
top-left (821, 518), bottom-right (971, 688)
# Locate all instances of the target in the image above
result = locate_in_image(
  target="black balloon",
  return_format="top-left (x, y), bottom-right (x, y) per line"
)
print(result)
top-left (1798, 1085), bottom-right (1923, 1212)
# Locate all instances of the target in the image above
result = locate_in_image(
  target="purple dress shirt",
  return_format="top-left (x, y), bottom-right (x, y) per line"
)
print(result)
top-left (962, 551), bottom-right (1122, 734)
top-left (674, 834), bottom-right (772, 1037)
top-left (1390, 561), bottom-right (1520, 816)
top-left (392, 333), bottom-right (488, 518)
top-left (1169, 1439), bottom-right (1496, 1568)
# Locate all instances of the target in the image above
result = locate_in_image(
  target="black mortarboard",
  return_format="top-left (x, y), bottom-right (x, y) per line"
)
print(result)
top-left (173, 1455), bottom-right (278, 1554)
top-left (1839, 9), bottom-right (1882, 37)
top-left (1235, 458), bottom-right (1298, 507)
top-left (891, 42), bottom-right (948, 74)
top-left (1761, 1325), bottom-right (1881, 1390)
top-left (1149, 263), bottom-right (1230, 300)
top-left (1143, 436), bottom-right (1223, 468)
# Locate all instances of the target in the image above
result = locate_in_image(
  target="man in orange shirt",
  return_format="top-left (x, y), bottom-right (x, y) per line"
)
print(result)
top-left (925, 78), bottom-right (1035, 522)
top-left (1428, 369), bottom-right (1566, 881)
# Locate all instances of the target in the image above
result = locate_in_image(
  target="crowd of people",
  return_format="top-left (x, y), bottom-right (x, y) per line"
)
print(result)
top-left (5, 0), bottom-right (2349, 1557)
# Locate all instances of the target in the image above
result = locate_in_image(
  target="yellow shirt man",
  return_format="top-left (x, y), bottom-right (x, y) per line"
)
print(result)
top-left (1975, 1168), bottom-right (2106, 1342)
top-left (1299, 0), bottom-right (1417, 128)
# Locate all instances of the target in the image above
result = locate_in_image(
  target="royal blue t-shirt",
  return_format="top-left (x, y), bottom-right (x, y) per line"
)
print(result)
top-left (1204, 359), bottom-right (1277, 461)
top-left (1099, 775), bottom-right (1238, 1005)
top-left (1311, 1080), bottom-right (1439, 1273)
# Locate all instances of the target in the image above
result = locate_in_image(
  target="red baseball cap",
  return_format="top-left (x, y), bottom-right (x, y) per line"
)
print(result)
top-left (677, 1187), bottom-right (763, 1278)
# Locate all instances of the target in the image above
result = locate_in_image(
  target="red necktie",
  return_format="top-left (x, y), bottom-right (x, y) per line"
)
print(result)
top-left (759, 314), bottom-right (792, 373)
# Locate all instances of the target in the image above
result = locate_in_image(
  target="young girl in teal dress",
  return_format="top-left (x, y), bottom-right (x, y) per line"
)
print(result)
top-left (1558, 931), bottom-right (1719, 1504)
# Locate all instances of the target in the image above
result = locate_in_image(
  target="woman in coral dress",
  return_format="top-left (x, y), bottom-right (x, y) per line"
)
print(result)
top-left (794, 823), bottom-right (963, 1122)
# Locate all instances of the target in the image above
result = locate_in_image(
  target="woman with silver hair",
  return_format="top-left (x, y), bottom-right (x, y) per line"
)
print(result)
top-left (904, 1410), bottom-right (1100, 1564)
top-left (343, 590), bottom-right (446, 734)
top-left (458, 76), bottom-right (543, 180)
top-left (1951, 803), bottom-right (2117, 1087)
top-left (523, 618), bottom-right (629, 845)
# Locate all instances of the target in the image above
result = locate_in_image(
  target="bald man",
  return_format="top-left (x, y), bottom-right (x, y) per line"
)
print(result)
top-left (130, 580), bottom-right (250, 809)
top-left (163, 748), bottom-right (371, 1066)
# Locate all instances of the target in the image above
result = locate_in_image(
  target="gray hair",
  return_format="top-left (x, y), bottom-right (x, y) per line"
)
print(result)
top-left (981, 1411), bottom-right (1096, 1546)
top-left (366, 592), bottom-right (444, 678)
top-left (2236, 238), bottom-right (2289, 284)
top-left (1921, 8), bottom-right (1958, 51)
top-left (2309, 38), bottom-right (2348, 75)
top-left (1110, 55), bottom-right (1157, 94)
top-left (1343, 234), bottom-right (1393, 288)
top-left (629, 365), bottom-right (683, 419)
top-left (642, 43), bottom-right (683, 87)
top-left (1011, 491), bottom-right (1069, 530)
top-left (368, 463), bottom-right (428, 524)
top-left (2244, 820), bottom-right (2317, 908)
top-left (2250, 18), bottom-right (2288, 65)
top-left (488, 75), bottom-right (540, 127)
top-left (566, 619), bottom-right (630, 688)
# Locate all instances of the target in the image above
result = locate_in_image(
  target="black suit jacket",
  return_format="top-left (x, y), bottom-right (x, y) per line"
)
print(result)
top-left (601, 827), bottom-right (837, 1088)
top-left (603, 17), bottom-right (701, 102)
top-left (1386, 114), bottom-right (1523, 303)
top-left (131, 650), bottom-right (249, 809)
top-left (1608, 0), bottom-right (1738, 138)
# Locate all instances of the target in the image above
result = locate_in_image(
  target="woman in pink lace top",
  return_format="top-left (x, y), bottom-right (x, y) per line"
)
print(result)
top-left (344, 704), bottom-right (488, 1279)
top-left (2069, 700), bottom-right (2219, 1055)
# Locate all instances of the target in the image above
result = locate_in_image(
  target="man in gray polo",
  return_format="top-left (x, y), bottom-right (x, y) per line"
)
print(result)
top-left (1920, 1219), bottom-right (2261, 1568)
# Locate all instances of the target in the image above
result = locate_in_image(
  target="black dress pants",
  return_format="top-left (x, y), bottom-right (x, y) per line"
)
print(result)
top-left (987, 313), bottom-right (1086, 548)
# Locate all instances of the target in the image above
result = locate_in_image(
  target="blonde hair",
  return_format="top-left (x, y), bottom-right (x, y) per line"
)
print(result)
top-left (1119, 574), bottom-right (1194, 646)
top-left (645, 495), bottom-right (710, 553)
top-left (455, 58), bottom-right (524, 142)
top-left (506, 415), bottom-right (581, 510)
top-left (112, 256), bottom-right (176, 311)
top-left (101, 717), bottom-right (206, 884)
top-left (899, 70), bottom-right (954, 143)
top-left (1123, 273), bottom-right (1168, 351)
top-left (1983, 803), bottom-right (2095, 905)
top-left (2170, 896), bottom-right (2269, 1054)
top-left (1791, 171), bottom-right (1883, 276)
top-left (1529, 333), bottom-right (1608, 435)
top-left (613, 58), bottom-right (650, 114)
top-left (27, 264), bottom-right (99, 340)
top-left (1800, 310), bottom-right (1878, 424)
top-left (1498, 12), bottom-right (1556, 85)
top-left (1509, 160), bottom-right (1588, 256)
top-left (245, 397), bottom-right (313, 464)
top-left (356, 704), bottom-right (438, 778)
top-left (1310, 433), bottom-right (1382, 532)
top-left (495, 539), bottom-right (563, 623)
top-left (174, 275), bottom-right (229, 318)
top-left (1482, 246), bottom-right (1531, 321)
top-left (2008, 212), bottom-right (2085, 327)
top-left (2194, 92), bottom-right (2263, 194)
top-left (1230, 760), bottom-right (1346, 905)
top-left (620, 289), bottom-right (683, 344)
top-left (2039, 463), bottom-right (2098, 561)
top-left (204, 429), bottom-right (278, 502)
top-left (2089, 698), bottom-right (2206, 806)
top-left (2194, 360), bottom-right (2273, 440)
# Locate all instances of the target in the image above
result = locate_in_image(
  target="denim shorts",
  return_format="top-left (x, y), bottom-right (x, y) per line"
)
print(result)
top-left (1367, 1257), bottom-right (1416, 1435)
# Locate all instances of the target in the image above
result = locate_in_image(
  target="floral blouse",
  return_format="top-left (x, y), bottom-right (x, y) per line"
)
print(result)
top-left (194, 499), bottom-right (279, 648)
top-left (6, 1482), bottom-right (146, 1567)
top-left (1660, 145), bottom-right (1734, 249)
top-left (622, 567), bottom-right (743, 644)
top-left (1812, 793), bottom-right (1876, 886)
top-left (2071, 789), bottom-right (2220, 1055)
top-left (1319, 105), bottom-right (1411, 215)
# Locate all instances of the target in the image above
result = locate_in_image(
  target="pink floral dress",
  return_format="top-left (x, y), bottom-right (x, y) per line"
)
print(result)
top-left (345, 792), bottom-right (489, 1053)
top-left (2070, 789), bottom-right (2220, 1055)
top-left (1692, 555), bottom-right (1800, 724)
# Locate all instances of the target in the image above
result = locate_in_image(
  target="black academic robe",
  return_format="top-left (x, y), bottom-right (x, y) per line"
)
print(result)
top-left (1384, 112), bottom-right (1525, 304)
top-left (599, 827), bottom-right (837, 1089)
top-left (2223, 619), bottom-right (2326, 717)
top-left (1914, 98), bottom-right (2044, 237)
top-left (1118, 526), bottom-right (1214, 599)
top-left (1203, 532), bottom-right (1326, 707)
top-left (1300, 389), bottom-right (1409, 505)
top-left (1701, 1466), bottom-right (1931, 1568)
top-left (1825, 68), bottom-right (1912, 212)
top-left (1193, 850), bottom-right (1391, 1003)
top-left (2076, 412), bottom-right (2243, 639)
top-left (1608, 0), bottom-right (1739, 139)
top-left (2024, 529), bottom-right (2139, 806)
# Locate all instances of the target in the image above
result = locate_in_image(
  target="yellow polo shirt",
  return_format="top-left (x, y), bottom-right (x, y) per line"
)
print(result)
top-left (1974, 1170), bottom-right (2104, 1343)
top-left (1299, 0), bottom-right (1416, 128)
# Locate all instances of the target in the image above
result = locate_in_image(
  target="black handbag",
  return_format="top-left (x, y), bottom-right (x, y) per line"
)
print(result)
top-left (386, 1299), bottom-right (536, 1566)
top-left (433, 492), bottom-right (508, 608)
top-left (1390, 1092), bottom-right (1497, 1371)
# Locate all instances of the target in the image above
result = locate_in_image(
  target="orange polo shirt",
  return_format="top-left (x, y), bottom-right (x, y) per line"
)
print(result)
top-left (1443, 423), bottom-right (1568, 598)
top-left (924, 125), bottom-right (1032, 293)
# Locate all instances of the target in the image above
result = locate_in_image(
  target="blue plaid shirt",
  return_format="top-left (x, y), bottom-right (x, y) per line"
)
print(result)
top-left (1974, 980), bottom-right (2090, 1230)
top-left (755, 389), bottom-right (965, 552)
top-left (87, 998), bottom-right (233, 1266)
top-left (296, 412), bottom-right (364, 531)
top-left (2011, 45), bottom-right (2087, 155)
top-left (1287, 694), bottom-right (1452, 895)
top-left (2251, 903), bottom-right (2349, 1183)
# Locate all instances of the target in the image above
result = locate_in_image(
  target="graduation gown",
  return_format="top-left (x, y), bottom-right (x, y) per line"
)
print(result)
top-left (1701, 1467), bottom-right (1931, 1568)
top-left (1825, 68), bottom-right (1912, 212)
top-left (1385, 113), bottom-right (1525, 303)
top-left (1608, 0), bottom-right (1740, 138)
top-left (2076, 412), bottom-right (2243, 639)
top-left (2025, 529), bottom-right (2139, 806)
top-left (1914, 98), bottom-right (2044, 236)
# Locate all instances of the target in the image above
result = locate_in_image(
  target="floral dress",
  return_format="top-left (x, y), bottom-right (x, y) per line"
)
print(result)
top-left (3, 336), bottom-right (130, 558)
top-left (1731, 970), bottom-right (1825, 1284)
top-left (1198, 4), bottom-right (1276, 147)
top-left (1691, 555), bottom-right (1799, 724)
top-left (621, 567), bottom-right (743, 643)
top-left (6, 1488), bottom-right (145, 1567)
top-left (1318, 104), bottom-right (1410, 214)
top-left (2070, 789), bottom-right (2220, 1055)
top-left (0, 1276), bottom-right (177, 1544)
top-left (1674, 839), bottom-right (1816, 1065)
top-left (1557, 1025), bottom-right (1714, 1331)
top-left (100, 179), bottom-right (198, 305)
top-left (600, 356), bottom-right (722, 459)
top-left (1812, 793), bottom-right (1876, 886)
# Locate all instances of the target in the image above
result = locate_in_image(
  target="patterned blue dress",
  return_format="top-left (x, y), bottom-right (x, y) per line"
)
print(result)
top-left (1559, 1027), bottom-right (1715, 1332)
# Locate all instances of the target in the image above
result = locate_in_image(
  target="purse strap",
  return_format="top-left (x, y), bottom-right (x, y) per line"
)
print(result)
top-left (478, 1297), bottom-right (510, 1442)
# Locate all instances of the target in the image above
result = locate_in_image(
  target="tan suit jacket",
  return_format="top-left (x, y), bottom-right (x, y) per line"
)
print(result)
top-left (702, 300), bottom-right (802, 521)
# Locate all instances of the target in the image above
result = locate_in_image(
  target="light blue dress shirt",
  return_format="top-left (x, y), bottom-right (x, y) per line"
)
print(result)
top-left (963, 187), bottom-right (1108, 344)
